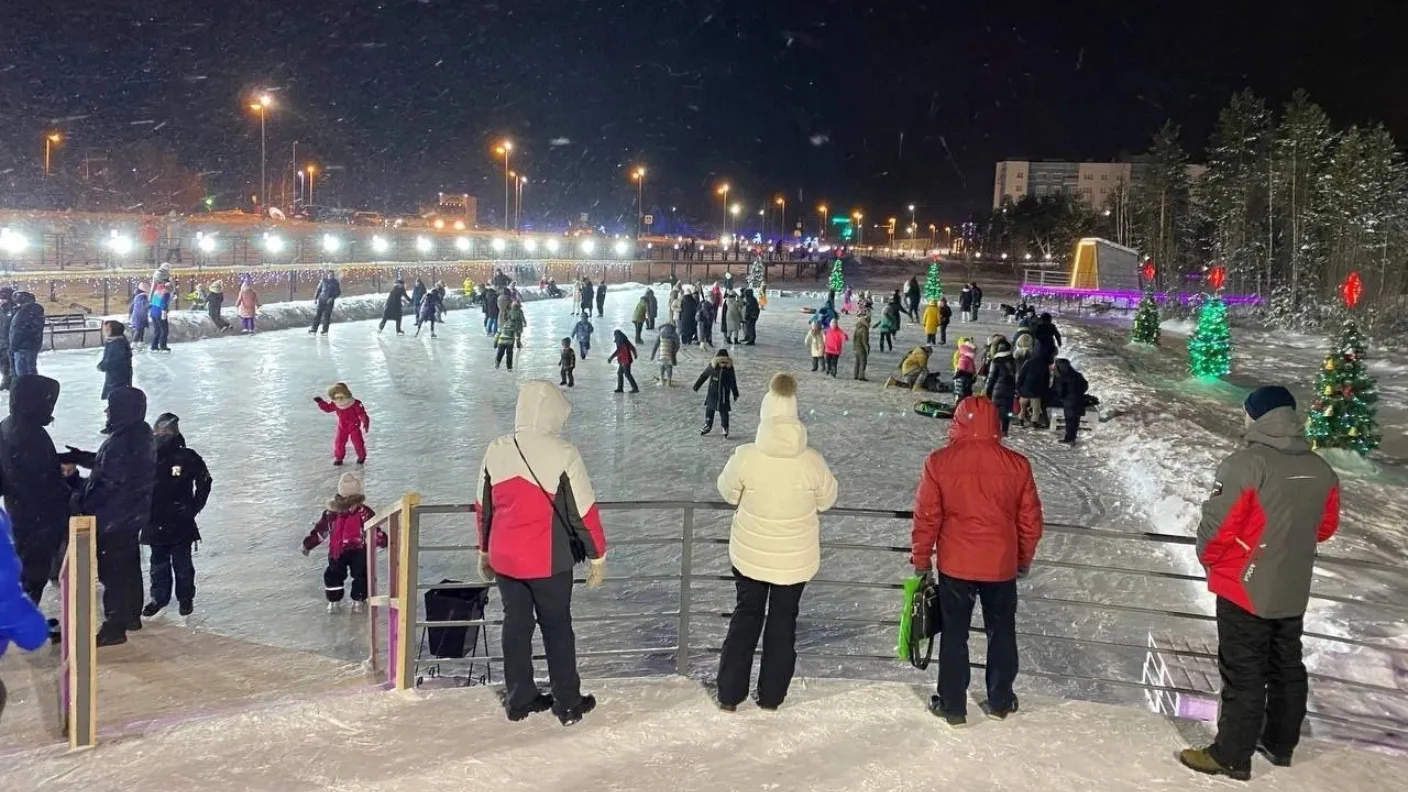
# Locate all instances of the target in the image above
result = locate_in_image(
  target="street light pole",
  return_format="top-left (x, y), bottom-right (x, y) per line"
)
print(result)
top-left (717, 184), bottom-right (730, 235)
top-left (495, 141), bottom-right (513, 231)
top-left (249, 94), bottom-right (272, 213)
top-left (908, 204), bottom-right (916, 239)
top-left (44, 132), bottom-right (62, 177)
top-left (517, 175), bottom-right (526, 230)
top-left (852, 212), bottom-right (863, 246)
top-left (632, 166), bottom-right (646, 237)
top-left (818, 204), bottom-right (827, 239)
top-left (775, 196), bottom-right (786, 240)
top-left (307, 164), bottom-right (316, 207)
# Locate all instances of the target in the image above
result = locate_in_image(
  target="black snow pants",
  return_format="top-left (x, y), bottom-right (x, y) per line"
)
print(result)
top-left (1209, 597), bottom-right (1308, 771)
top-left (98, 531), bottom-right (144, 635)
top-left (498, 571), bottom-right (585, 716)
top-left (935, 574), bottom-right (1018, 718)
top-left (716, 567), bottom-right (805, 708)
top-left (324, 547), bottom-right (369, 602)
top-left (148, 541), bottom-right (196, 607)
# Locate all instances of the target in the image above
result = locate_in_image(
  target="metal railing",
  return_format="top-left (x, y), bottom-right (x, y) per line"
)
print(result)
top-left (365, 496), bottom-right (1408, 738)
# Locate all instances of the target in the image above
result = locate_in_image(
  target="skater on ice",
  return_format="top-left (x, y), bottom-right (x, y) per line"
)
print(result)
top-left (822, 321), bottom-right (848, 377)
top-left (632, 295), bottom-right (648, 343)
top-left (147, 284), bottom-right (172, 353)
top-left (235, 279), bottom-right (260, 334)
top-left (911, 395), bottom-right (1044, 726)
top-left (983, 338), bottom-right (1018, 436)
top-left (558, 338), bottom-right (576, 388)
top-left (742, 288), bottom-right (761, 345)
top-left (415, 283), bottom-right (444, 337)
top-left (1180, 386), bottom-right (1340, 782)
top-left (206, 280), bottom-right (231, 333)
top-left (922, 300), bottom-right (940, 345)
top-left (127, 285), bottom-right (150, 346)
top-left (301, 472), bottom-right (382, 613)
top-left (643, 287), bottom-right (658, 330)
top-left (715, 373), bottom-right (837, 712)
top-left (724, 290), bottom-right (743, 344)
top-left (937, 297), bottom-right (952, 346)
top-left (696, 293), bottom-right (717, 348)
top-left (310, 270), bottom-right (341, 335)
top-left (875, 297), bottom-right (899, 353)
top-left (595, 276), bottom-right (607, 317)
top-left (141, 413), bottom-right (212, 618)
top-left (651, 321), bottom-right (679, 386)
top-left (806, 323), bottom-right (825, 372)
top-left (571, 311), bottom-right (594, 359)
top-left (607, 330), bottom-right (640, 394)
top-left (314, 382), bottom-right (370, 465)
top-left (694, 348), bottom-right (739, 437)
top-left (9, 292), bottom-right (44, 375)
top-left (952, 338), bottom-right (978, 400)
top-left (852, 302), bottom-right (872, 381)
top-left (379, 278), bottom-right (411, 334)
top-left (474, 380), bottom-right (607, 726)
top-left (97, 321), bottom-right (133, 424)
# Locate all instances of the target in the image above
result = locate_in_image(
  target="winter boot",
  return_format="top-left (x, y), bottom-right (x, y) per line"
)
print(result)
top-left (95, 623), bottom-right (127, 647)
top-left (178, 600), bottom-right (194, 617)
top-left (1256, 742), bottom-right (1293, 768)
top-left (982, 697), bottom-right (1018, 720)
top-left (333, 459), bottom-right (344, 466)
top-left (557, 694), bottom-right (597, 726)
top-left (928, 695), bottom-right (967, 727)
top-left (1178, 747), bottom-right (1251, 781)
top-left (506, 692), bottom-right (554, 722)
top-left (141, 602), bottom-right (165, 618)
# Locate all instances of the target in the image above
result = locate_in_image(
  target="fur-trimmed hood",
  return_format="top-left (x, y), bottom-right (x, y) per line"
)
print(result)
top-left (327, 493), bottom-right (366, 513)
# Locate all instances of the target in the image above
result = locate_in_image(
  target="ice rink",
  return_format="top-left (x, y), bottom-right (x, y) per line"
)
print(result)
top-left (1, 281), bottom-right (1400, 759)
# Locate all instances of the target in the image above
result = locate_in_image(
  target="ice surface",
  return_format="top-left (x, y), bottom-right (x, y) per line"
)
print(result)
top-left (1, 283), bottom-right (1403, 757)
top-left (7, 677), bottom-right (1407, 791)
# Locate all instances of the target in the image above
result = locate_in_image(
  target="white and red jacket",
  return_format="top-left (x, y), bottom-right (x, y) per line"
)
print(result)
top-left (476, 381), bottom-right (606, 580)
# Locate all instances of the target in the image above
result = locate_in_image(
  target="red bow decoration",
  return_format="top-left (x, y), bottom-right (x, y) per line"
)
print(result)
top-left (1207, 265), bottom-right (1227, 291)
top-left (1340, 271), bottom-right (1363, 309)
top-left (1141, 259), bottom-right (1156, 281)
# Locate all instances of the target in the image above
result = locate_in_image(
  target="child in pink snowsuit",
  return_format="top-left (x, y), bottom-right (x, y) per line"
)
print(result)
top-left (823, 323), bottom-right (849, 377)
top-left (314, 382), bottom-right (370, 465)
top-left (301, 472), bottom-right (384, 611)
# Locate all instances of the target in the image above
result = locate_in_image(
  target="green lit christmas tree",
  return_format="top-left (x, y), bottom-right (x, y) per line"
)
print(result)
top-left (1132, 286), bottom-right (1161, 345)
top-left (922, 261), bottom-right (943, 301)
top-left (1306, 273), bottom-right (1380, 455)
top-left (828, 259), bottom-right (844, 292)
top-left (1188, 267), bottom-right (1231, 379)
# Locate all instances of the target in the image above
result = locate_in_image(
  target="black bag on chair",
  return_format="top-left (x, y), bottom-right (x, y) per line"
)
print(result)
top-left (423, 581), bottom-right (489, 659)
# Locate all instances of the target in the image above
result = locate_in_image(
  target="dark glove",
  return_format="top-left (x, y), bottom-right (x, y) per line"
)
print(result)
top-left (64, 446), bottom-right (96, 468)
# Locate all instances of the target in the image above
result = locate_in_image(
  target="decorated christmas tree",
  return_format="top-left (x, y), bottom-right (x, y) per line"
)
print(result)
top-left (922, 261), bottom-right (943, 301)
top-left (828, 259), bottom-right (844, 292)
top-left (748, 257), bottom-right (766, 290)
top-left (1306, 272), bottom-right (1380, 455)
top-left (1131, 260), bottom-right (1160, 345)
top-left (1188, 266), bottom-right (1231, 379)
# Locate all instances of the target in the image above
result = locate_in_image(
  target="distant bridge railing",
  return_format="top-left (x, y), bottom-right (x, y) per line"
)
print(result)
top-left (364, 496), bottom-right (1408, 741)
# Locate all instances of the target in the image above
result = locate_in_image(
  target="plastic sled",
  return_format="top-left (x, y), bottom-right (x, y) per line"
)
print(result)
top-left (913, 400), bottom-right (956, 420)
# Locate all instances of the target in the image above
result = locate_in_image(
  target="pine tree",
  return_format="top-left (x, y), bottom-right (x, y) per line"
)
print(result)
top-left (922, 261), bottom-right (943, 301)
top-left (1198, 90), bottom-right (1271, 294)
top-left (748, 257), bottom-right (766, 290)
top-left (828, 259), bottom-right (844, 292)
top-left (1131, 122), bottom-right (1194, 291)
top-left (1131, 286), bottom-right (1160, 344)
top-left (1188, 295), bottom-right (1232, 378)
top-left (1306, 320), bottom-right (1381, 455)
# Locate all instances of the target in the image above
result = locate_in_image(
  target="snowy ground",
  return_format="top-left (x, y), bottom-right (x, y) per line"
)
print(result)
top-left (11, 677), bottom-right (1408, 792)
top-left (1, 282), bottom-right (1403, 754)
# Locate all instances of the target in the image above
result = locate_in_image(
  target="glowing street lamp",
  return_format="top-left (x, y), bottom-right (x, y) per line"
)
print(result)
top-left (545, 237), bottom-right (560, 254)
top-left (908, 204), bottom-right (917, 238)
top-left (44, 132), bottom-right (62, 177)
top-left (197, 232), bottom-right (217, 254)
top-left (0, 228), bottom-right (28, 255)
top-left (305, 164), bottom-right (316, 207)
top-left (263, 234), bottom-right (284, 254)
top-left (852, 211), bottom-right (863, 245)
top-left (818, 204), bottom-right (828, 239)
top-left (523, 238), bottom-right (538, 253)
top-left (580, 238), bottom-right (596, 256)
top-left (371, 235), bottom-right (389, 255)
top-left (415, 236), bottom-right (433, 255)
top-left (716, 183), bottom-right (730, 234)
top-left (493, 140), bottom-right (513, 231)
top-left (613, 239), bottom-right (630, 257)
top-left (248, 94), bottom-right (274, 212)
top-left (108, 231), bottom-right (133, 257)
top-left (775, 195), bottom-right (786, 239)
top-left (631, 166), bottom-right (647, 237)
top-left (491, 237), bottom-right (507, 253)
top-left (321, 234), bottom-right (341, 253)
top-left (455, 236), bottom-right (472, 253)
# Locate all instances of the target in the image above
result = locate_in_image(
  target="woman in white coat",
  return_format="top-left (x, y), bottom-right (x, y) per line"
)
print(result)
top-left (714, 373), bottom-right (838, 711)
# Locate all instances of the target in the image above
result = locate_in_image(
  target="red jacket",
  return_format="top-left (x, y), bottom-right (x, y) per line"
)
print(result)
top-left (316, 398), bottom-right (370, 433)
top-left (302, 496), bottom-right (384, 559)
top-left (911, 397), bottom-right (1044, 581)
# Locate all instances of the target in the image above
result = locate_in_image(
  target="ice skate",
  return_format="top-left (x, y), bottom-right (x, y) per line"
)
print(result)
top-left (356, 457), bottom-right (366, 465)
top-left (333, 459), bottom-right (344, 466)
top-left (327, 601), bottom-right (342, 614)
top-left (351, 601), bottom-right (366, 614)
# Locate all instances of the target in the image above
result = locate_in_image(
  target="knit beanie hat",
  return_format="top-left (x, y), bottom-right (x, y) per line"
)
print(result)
top-left (153, 412), bottom-right (181, 433)
top-left (760, 373), bottom-right (799, 422)
top-left (336, 472), bottom-right (364, 498)
top-left (1244, 385), bottom-right (1296, 420)
top-left (327, 382), bottom-right (353, 401)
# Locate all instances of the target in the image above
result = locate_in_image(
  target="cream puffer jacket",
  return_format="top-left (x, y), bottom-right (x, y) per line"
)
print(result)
top-left (716, 374), bottom-right (838, 585)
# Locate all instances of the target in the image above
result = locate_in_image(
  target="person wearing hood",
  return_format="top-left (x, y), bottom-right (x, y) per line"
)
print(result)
top-left (887, 345), bottom-right (932, 392)
top-left (1180, 387), bottom-right (1340, 782)
top-left (379, 279), bottom-right (412, 335)
top-left (905, 276), bottom-right (922, 322)
top-left (742, 288), bottom-right (761, 345)
top-left (938, 298), bottom-right (953, 345)
top-left (724, 292), bottom-right (744, 345)
top-left (482, 284), bottom-right (500, 335)
top-left (643, 288), bottom-right (658, 330)
top-left (651, 322), bottom-right (680, 386)
top-left (678, 288), bottom-right (699, 346)
top-left (0, 375), bottom-right (71, 604)
top-left (310, 270), bottom-right (341, 335)
top-left (76, 386), bottom-right (156, 646)
top-left (822, 322), bottom-right (848, 377)
top-left (579, 278), bottom-right (594, 316)
top-left (141, 414), bottom-right (212, 618)
top-left (1012, 325), bottom-right (1035, 364)
top-left (234, 280), bottom-right (260, 334)
top-left (302, 472), bottom-right (382, 613)
top-left (475, 381), bottom-right (607, 726)
top-left (315, 382), bottom-right (371, 465)
top-left (922, 300), bottom-right (940, 344)
top-left (607, 330), bottom-right (640, 394)
top-left (1049, 358), bottom-right (1089, 443)
top-left (97, 320), bottom-right (134, 425)
top-left (852, 303), bottom-right (873, 381)
top-left (715, 373), bottom-right (837, 711)
top-left (415, 285), bottom-right (444, 338)
top-left (696, 295), bottom-right (717, 348)
top-left (1031, 312), bottom-right (1062, 363)
top-left (0, 287), bottom-right (14, 390)
top-left (206, 280), bottom-right (231, 332)
top-left (983, 339), bottom-right (1018, 435)
top-left (8, 292), bottom-right (44, 377)
top-left (632, 296), bottom-right (648, 344)
top-left (952, 338), bottom-right (978, 400)
top-left (1, 507), bottom-right (50, 722)
top-left (911, 396), bottom-right (1044, 726)
top-left (693, 348), bottom-right (740, 437)
top-left (875, 298), bottom-right (899, 353)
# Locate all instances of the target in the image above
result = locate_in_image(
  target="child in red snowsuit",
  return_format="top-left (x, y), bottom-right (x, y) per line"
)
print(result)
top-left (301, 472), bottom-right (384, 612)
top-left (314, 382), bottom-right (370, 465)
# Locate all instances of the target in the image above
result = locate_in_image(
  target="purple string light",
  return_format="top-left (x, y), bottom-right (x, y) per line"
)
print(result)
top-left (1020, 284), bottom-right (1263, 306)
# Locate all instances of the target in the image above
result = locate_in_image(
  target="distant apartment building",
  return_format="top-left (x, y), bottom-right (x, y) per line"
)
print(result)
top-left (993, 160), bottom-right (1206, 210)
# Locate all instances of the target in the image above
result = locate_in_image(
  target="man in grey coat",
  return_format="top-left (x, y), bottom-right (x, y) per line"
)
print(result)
top-left (1180, 386), bottom-right (1340, 781)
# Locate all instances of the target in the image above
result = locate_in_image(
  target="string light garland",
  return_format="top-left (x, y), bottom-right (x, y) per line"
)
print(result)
top-left (1306, 272), bottom-right (1380, 456)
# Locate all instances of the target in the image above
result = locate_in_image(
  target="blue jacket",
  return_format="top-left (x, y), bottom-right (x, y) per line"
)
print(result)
top-left (315, 276), bottom-right (342, 303)
top-left (571, 318), bottom-right (594, 345)
top-left (129, 292), bottom-right (150, 329)
top-left (0, 509), bottom-right (49, 657)
top-left (149, 289), bottom-right (170, 320)
top-left (98, 336), bottom-right (134, 399)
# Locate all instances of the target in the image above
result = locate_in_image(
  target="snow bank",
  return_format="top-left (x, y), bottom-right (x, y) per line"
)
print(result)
top-left (55, 286), bottom-right (568, 351)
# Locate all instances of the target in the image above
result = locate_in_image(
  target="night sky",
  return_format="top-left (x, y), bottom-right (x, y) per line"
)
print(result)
top-left (2, 1), bottom-right (1406, 231)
